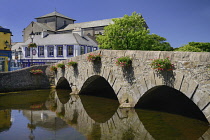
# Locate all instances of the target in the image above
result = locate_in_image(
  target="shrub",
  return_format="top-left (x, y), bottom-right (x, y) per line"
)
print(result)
top-left (30, 69), bottom-right (43, 75)
top-left (150, 57), bottom-right (174, 72)
top-left (57, 63), bottom-right (65, 69)
top-left (50, 66), bottom-right (57, 71)
top-left (67, 61), bottom-right (78, 67)
top-left (115, 56), bottom-right (132, 67)
top-left (87, 53), bottom-right (102, 62)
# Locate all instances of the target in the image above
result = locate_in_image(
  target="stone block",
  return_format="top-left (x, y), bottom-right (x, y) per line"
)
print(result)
top-left (137, 78), bottom-right (148, 96)
top-left (202, 104), bottom-right (210, 124)
top-left (107, 70), bottom-right (116, 86)
top-left (180, 78), bottom-right (189, 97)
top-left (103, 67), bottom-right (111, 80)
top-left (112, 79), bottom-right (122, 95)
top-left (197, 93), bottom-right (210, 111)
top-left (186, 80), bottom-right (198, 99)
top-left (154, 72), bottom-right (163, 86)
top-left (173, 71), bottom-right (184, 91)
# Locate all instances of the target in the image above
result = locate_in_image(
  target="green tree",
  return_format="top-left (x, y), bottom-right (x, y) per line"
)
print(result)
top-left (175, 45), bottom-right (202, 52)
top-left (148, 34), bottom-right (173, 51)
top-left (96, 12), bottom-right (172, 51)
top-left (175, 42), bottom-right (210, 52)
top-left (188, 42), bottom-right (210, 52)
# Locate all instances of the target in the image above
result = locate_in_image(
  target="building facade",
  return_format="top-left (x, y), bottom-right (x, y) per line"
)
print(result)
top-left (12, 11), bottom-right (113, 68)
top-left (0, 26), bottom-right (12, 72)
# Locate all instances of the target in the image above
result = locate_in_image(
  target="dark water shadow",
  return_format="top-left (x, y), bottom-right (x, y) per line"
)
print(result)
top-left (80, 95), bottom-right (119, 123)
top-left (136, 109), bottom-right (209, 140)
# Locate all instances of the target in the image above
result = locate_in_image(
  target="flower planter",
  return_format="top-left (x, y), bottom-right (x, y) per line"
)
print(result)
top-left (116, 56), bottom-right (132, 67)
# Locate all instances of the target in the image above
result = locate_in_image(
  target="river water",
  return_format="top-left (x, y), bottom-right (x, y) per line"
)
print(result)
top-left (0, 89), bottom-right (209, 140)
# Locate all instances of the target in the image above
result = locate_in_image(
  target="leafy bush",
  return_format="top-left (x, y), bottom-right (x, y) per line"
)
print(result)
top-left (115, 56), bottom-right (132, 67)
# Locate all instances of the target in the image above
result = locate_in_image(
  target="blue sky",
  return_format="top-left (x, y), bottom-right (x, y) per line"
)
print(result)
top-left (0, 0), bottom-right (210, 48)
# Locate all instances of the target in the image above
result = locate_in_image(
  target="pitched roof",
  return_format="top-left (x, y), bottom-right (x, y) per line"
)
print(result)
top-left (60, 18), bottom-right (114, 31)
top-left (35, 11), bottom-right (76, 21)
top-left (0, 27), bottom-right (12, 33)
top-left (34, 22), bottom-right (54, 31)
top-left (21, 33), bottom-right (97, 46)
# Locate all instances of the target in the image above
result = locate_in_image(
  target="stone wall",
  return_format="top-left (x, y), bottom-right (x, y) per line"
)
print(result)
top-left (0, 65), bottom-right (51, 92)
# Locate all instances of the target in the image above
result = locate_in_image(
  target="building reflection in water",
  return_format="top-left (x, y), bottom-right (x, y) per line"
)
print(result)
top-left (0, 110), bottom-right (12, 133)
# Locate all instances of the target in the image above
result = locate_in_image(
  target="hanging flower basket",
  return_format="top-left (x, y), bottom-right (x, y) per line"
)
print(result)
top-left (115, 56), bottom-right (132, 67)
top-left (50, 66), bottom-right (57, 72)
top-left (57, 63), bottom-right (65, 69)
top-left (30, 69), bottom-right (43, 75)
top-left (28, 43), bottom-right (37, 48)
top-left (67, 61), bottom-right (78, 67)
top-left (87, 53), bottom-right (101, 62)
top-left (150, 57), bottom-right (174, 72)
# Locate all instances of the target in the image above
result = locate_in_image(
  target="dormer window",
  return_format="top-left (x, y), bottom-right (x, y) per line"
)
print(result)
top-left (64, 20), bottom-right (67, 25)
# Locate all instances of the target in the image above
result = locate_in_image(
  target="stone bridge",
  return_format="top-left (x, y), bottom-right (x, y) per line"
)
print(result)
top-left (53, 50), bottom-right (210, 123)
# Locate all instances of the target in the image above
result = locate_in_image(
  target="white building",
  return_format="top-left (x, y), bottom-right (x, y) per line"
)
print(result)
top-left (11, 11), bottom-right (113, 69)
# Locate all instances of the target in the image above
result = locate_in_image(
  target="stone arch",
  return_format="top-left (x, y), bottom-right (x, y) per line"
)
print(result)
top-left (56, 77), bottom-right (72, 90)
top-left (79, 75), bottom-right (118, 100)
top-left (135, 85), bottom-right (208, 123)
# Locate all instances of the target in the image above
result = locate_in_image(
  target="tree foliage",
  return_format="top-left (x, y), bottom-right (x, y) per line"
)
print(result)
top-left (96, 12), bottom-right (172, 51)
top-left (175, 42), bottom-right (210, 52)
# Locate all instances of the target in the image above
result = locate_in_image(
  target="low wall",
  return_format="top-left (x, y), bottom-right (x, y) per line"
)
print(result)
top-left (0, 65), bottom-right (51, 92)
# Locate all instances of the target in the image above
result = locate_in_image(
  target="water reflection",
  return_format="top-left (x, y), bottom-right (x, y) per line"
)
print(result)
top-left (0, 89), bottom-right (209, 140)
top-left (0, 110), bottom-right (12, 132)
top-left (49, 89), bottom-right (209, 140)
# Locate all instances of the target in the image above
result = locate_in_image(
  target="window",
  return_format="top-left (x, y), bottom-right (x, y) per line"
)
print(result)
top-left (38, 46), bottom-right (44, 57)
top-left (80, 46), bottom-right (85, 55)
top-left (47, 46), bottom-right (54, 57)
top-left (67, 45), bottom-right (74, 56)
top-left (64, 20), bottom-right (67, 25)
top-left (93, 47), bottom-right (98, 51)
top-left (57, 45), bottom-right (63, 57)
top-left (25, 47), bottom-right (30, 57)
top-left (87, 46), bottom-right (92, 53)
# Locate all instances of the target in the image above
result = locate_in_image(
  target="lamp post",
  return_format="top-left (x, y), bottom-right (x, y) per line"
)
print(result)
top-left (29, 31), bottom-right (35, 66)
top-left (18, 47), bottom-right (22, 68)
